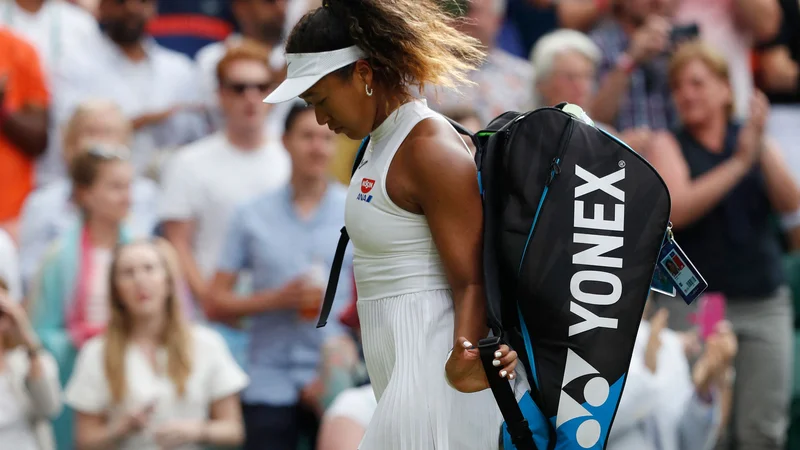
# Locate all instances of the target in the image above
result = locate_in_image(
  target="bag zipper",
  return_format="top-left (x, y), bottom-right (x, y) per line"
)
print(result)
top-left (517, 116), bottom-right (576, 273)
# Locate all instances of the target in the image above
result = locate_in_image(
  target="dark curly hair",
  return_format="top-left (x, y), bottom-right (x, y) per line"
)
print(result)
top-left (285, 0), bottom-right (485, 97)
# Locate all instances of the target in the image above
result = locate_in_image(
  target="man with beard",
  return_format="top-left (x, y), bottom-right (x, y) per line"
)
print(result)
top-left (195, 0), bottom-right (311, 136)
top-left (45, 0), bottom-right (208, 185)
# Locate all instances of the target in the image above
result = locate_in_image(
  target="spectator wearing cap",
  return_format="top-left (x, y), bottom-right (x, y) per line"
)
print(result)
top-left (206, 103), bottom-right (351, 450)
top-left (159, 41), bottom-right (291, 368)
top-left (0, 28), bottom-right (49, 242)
top-left (41, 0), bottom-right (208, 186)
top-left (18, 99), bottom-right (159, 294)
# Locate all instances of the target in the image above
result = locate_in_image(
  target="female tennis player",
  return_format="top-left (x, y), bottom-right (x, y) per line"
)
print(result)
top-left (264, 0), bottom-right (523, 448)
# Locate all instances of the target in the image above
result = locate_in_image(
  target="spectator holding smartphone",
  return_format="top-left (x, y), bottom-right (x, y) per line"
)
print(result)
top-left (648, 42), bottom-right (800, 449)
top-left (0, 276), bottom-right (62, 450)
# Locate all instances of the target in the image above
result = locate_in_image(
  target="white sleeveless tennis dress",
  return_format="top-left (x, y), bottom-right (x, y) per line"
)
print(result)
top-left (344, 100), bottom-right (526, 450)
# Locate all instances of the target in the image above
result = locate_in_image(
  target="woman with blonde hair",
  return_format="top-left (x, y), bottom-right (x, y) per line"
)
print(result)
top-left (65, 238), bottom-right (248, 450)
top-left (19, 99), bottom-right (159, 291)
top-left (647, 41), bottom-right (800, 449)
top-left (0, 276), bottom-right (62, 450)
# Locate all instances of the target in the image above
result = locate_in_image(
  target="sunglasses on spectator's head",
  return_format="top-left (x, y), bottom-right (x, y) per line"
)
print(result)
top-left (223, 81), bottom-right (274, 95)
top-left (86, 144), bottom-right (131, 160)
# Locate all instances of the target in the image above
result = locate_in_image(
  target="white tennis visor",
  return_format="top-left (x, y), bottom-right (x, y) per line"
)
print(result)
top-left (263, 45), bottom-right (368, 104)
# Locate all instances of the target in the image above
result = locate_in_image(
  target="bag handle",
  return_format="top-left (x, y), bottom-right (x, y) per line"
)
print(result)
top-left (316, 136), bottom-right (370, 328)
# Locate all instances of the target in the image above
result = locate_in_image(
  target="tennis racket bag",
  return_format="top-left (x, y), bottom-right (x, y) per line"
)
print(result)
top-left (475, 103), bottom-right (672, 450)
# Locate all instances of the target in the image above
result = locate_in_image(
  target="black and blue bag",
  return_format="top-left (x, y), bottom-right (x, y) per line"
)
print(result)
top-left (473, 103), bottom-right (672, 450)
top-left (316, 103), bottom-right (673, 450)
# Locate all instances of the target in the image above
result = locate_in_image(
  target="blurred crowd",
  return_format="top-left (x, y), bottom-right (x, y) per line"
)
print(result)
top-left (0, 0), bottom-right (799, 449)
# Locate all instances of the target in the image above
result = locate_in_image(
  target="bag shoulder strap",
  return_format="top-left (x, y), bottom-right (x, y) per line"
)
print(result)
top-left (316, 136), bottom-right (370, 328)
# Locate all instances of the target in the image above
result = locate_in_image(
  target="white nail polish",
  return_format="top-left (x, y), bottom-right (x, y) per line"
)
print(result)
top-left (509, 373), bottom-right (516, 380)
top-left (495, 351), bottom-right (502, 358)
top-left (500, 370), bottom-right (508, 378)
top-left (493, 359), bottom-right (501, 367)
top-left (463, 340), bottom-right (473, 348)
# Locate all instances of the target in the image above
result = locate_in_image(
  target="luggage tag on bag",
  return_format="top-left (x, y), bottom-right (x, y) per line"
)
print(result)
top-left (652, 223), bottom-right (708, 305)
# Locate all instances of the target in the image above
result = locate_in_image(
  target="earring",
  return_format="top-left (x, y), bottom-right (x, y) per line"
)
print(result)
top-left (365, 84), bottom-right (373, 97)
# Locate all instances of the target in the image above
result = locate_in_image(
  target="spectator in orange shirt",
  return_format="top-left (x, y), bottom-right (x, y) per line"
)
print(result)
top-left (0, 29), bottom-right (49, 241)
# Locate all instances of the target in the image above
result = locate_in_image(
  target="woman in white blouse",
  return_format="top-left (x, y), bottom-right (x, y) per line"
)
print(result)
top-left (0, 277), bottom-right (62, 450)
top-left (65, 238), bottom-right (248, 450)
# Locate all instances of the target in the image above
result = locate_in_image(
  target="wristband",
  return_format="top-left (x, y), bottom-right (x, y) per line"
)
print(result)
top-left (616, 52), bottom-right (636, 75)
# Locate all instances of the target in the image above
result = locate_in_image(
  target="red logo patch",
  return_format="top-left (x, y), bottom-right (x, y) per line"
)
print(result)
top-left (361, 178), bottom-right (375, 193)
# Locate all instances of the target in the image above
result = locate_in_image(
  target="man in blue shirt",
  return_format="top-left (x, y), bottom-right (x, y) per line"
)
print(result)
top-left (207, 102), bottom-right (351, 450)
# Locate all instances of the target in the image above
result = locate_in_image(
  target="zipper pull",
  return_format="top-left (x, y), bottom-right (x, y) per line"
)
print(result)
top-left (546, 158), bottom-right (561, 185)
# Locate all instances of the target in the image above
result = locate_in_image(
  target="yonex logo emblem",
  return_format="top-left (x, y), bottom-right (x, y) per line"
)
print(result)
top-left (556, 349), bottom-right (610, 448)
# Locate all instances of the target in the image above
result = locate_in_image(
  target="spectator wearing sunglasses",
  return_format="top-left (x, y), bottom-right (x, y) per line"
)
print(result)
top-left (159, 40), bottom-right (291, 369)
top-left (28, 145), bottom-right (136, 450)
top-left (195, 0), bottom-right (307, 138)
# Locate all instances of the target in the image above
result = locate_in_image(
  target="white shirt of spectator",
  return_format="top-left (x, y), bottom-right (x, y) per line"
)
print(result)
top-left (40, 35), bottom-right (208, 186)
top-left (324, 384), bottom-right (377, 430)
top-left (0, 228), bottom-right (22, 302)
top-left (0, 373), bottom-right (38, 450)
top-left (64, 325), bottom-right (249, 450)
top-left (157, 131), bottom-right (291, 278)
top-left (0, 349), bottom-right (61, 450)
top-left (0, 0), bottom-right (100, 80)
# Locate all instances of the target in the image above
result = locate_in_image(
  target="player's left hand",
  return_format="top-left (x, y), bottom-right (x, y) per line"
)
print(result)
top-left (445, 337), bottom-right (517, 393)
